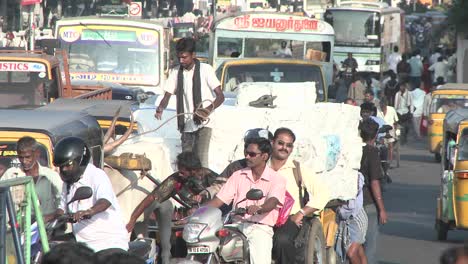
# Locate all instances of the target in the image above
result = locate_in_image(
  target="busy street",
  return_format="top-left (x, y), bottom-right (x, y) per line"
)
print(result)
top-left (378, 139), bottom-right (468, 263)
top-left (0, 0), bottom-right (467, 263)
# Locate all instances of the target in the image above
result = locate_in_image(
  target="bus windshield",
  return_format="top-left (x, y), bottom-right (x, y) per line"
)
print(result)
top-left (222, 63), bottom-right (325, 101)
top-left (58, 26), bottom-right (160, 86)
top-left (324, 10), bottom-right (381, 47)
top-left (217, 38), bottom-right (331, 61)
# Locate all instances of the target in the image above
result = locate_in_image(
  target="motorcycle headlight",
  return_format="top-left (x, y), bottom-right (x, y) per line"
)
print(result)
top-left (183, 223), bottom-right (207, 243)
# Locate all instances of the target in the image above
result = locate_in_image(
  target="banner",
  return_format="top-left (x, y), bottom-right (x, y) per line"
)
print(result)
top-left (21, 0), bottom-right (41, 6)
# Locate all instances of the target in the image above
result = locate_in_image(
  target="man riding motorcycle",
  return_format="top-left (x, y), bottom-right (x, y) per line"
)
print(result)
top-left (50, 137), bottom-right (129, 253)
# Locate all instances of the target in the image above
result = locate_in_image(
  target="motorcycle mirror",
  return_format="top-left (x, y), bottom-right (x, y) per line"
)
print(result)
top-left (67, 186), bottom-right (93, 205)
top-left (246, 189), bottom-right (263, 201)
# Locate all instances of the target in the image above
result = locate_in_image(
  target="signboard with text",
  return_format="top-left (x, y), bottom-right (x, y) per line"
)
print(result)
top-left (216, 13), bottom-right (334, 35)
top-left (0, 62), bottom-right (46, 72)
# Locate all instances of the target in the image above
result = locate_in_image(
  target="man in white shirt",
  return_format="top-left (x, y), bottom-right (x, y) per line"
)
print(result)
top-left (156, 38), bottom-right (225, 167)
top-left (387, 46), bottom-right (402, 74)
top-left (377, 99), bottom-right (399, 161)
top-left (51, 137), bottom-right (128, 253)
top-left (275, 41), bottom-right (292, 58)
top-left (429, 56), bottom-right (448, 84)
top-left (394, 81), bottom-right (413, 144)
top-left (411, 86), bottom-right (426, 139)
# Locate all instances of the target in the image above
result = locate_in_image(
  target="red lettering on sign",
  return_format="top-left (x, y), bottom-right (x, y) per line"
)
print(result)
top-left (233, 15), bottom-right (318, 32)
top-left (0, 62), bottom-right (30, 71)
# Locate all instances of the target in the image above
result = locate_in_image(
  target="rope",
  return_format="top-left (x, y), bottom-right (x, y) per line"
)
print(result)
top-left (126, 99), bottom-right (215, 140)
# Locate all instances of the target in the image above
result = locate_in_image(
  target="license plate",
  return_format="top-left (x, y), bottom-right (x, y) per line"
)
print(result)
top-left (187, 246), bottom-right (210, 254)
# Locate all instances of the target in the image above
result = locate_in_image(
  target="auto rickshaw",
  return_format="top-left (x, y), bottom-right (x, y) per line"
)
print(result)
top-left (216, 58), bottom-right (328, 102)
top-left (427, 83), bottom-right (468, 162)
top-left (0, 108), bottom-right (103, 171)
top-left (436, 108), bottom-right (468, 240)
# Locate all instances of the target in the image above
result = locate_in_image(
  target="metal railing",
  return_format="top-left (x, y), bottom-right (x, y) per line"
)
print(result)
top-left (0, 177), bottom-right (48, 264)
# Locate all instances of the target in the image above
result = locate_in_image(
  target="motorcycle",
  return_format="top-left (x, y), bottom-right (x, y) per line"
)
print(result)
top-left (31, 186), bottom-right (157, 264)
top-left (377, 124), bottom-right (394, 187)
top-left (182, 189), bottom-right (264, 264)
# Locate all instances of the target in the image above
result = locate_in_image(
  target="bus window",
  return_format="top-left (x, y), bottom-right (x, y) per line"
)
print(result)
top-left (217, 38), bottom-right (243, 58)
top-left (305, 41), bottom-right (331, 62)
top-left (244, 39), bottom-right (304, 59)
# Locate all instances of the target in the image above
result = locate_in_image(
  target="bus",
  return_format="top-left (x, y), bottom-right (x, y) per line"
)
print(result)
top-left (324, 1), bottom-right (402, 74)
top-left (210, 12), bottom-right (335, 88)
top-left (55, 17), bottom-right (169, 94)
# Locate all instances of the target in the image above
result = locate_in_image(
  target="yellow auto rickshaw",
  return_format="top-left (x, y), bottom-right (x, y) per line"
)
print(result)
top-left (0, 108), bottom-right (104, 170)
top-left (427, 83), bottom-right (468, 161)
top-left (436, 108), bottom-right (468, 240)
top-left (216, 58), bottom-right (328, 102)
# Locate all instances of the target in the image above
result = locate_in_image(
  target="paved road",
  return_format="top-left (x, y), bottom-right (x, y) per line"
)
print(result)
top-left (377, 138), bottom-right (468, 264)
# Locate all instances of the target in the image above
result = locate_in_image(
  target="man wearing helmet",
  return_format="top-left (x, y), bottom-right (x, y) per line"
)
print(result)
top-left (51, 137), bottom-right (129, 253)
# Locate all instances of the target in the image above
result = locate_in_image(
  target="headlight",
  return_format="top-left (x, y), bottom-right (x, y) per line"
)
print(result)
top-left (183, 223), bottom-right (207, 243)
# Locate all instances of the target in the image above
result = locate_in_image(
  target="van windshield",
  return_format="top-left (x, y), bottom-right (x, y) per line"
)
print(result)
top-left (223, 63), bottom-right (325, 101)
top-left (0, 71), bottom-right (50, 108)
top-left (0, 142), bottom-right (49, 177)
top-left (430, 95), bottom-right (468, 114)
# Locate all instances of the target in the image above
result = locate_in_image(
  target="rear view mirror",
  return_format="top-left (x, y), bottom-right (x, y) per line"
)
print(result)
top-left (67, 186), bottom-right (93, 205)
top-left (246, 189), bottom-right (263, 201)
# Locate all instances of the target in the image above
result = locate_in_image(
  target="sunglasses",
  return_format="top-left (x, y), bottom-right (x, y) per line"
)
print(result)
top-left (245, 151), bottom-right (262, 158)
top-left (276, 140), bottom-right (294, 148)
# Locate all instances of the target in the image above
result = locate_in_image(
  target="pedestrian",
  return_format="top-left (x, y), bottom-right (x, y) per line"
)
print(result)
top-left (430, 47), bottom-right (442, 66)
top-left (408, 50), bottom-right (423, 90)
top-left (394, 81), bottom-right (413, 145)
top-left (335, 72), bottom-right (349, 103)
top-left (51, 137), bottom-right (129, 253)
top-left (334, 172), bottom-right (368, 264)
top-left (383, 71), bottom-right (398, 106)
top-left (377, 98), bottom-right (399, 161)
top-left (359, 118), bottom-right (388, 264)
top-left (421, 56), bottom-right (432, 93)
top-left (348, 74), bottom-right (367, 106)
top-left (155, 37), bottom-right (225, 168)
top-left (364, 89), bottom-right (380, 108)
top-left (446, 49), bottom-right (457, 83)
top-left (396, 53), bottom-right (411, 82)
top-left (344, 98), bottom-right (357, 106)
top-left (387, 45), bottom-right (402, 74)
top-left (2, 136), bottom-right (62, 221)
top-left (429, 56), bottom-right (448, 84)
top-left (440, 245), bottom-right (468, 264)
top-left (410, 86), bottom-right (426, 140)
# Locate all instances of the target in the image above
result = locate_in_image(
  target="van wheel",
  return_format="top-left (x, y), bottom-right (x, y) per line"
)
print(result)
top-left (436, 220), bottom-right (449, 241)
top-left (435, 153), bottom-right (442, 162)
top-left (305, 218), bottom-right (326, 264)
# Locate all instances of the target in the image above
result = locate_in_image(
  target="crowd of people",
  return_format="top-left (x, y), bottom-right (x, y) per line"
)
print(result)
top-left (335, 45), bottom-right (458, 146)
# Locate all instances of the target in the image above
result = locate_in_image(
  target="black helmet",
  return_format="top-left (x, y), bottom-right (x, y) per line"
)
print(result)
top-left (244, 128), bottom-right (273, 142)
top-left (54, 137), bottom-right (91, 184)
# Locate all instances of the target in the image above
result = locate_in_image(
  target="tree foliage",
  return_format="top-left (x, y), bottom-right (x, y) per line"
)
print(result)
top-left (397, 1), bottom-right (429, 14)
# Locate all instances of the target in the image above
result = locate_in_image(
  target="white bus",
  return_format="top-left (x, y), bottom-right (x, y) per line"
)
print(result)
top-left (55, 17), bottom-right (169, 94)
top-left (324, 1), bottom-right (402, 74)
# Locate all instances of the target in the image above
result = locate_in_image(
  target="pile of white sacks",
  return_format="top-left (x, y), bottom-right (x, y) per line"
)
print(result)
top-left (135, 81), bottom-right (363, 201)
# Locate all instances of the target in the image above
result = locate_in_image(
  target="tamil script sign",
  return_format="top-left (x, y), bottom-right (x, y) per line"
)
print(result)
top-left (217, 14), bottom-right (334, 35)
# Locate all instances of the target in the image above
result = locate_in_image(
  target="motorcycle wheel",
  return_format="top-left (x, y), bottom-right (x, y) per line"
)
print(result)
top-left (305, 218), bottom-right (326, 264)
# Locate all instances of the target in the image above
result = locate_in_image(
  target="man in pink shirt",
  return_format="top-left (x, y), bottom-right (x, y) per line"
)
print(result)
top-left (206, 137), bottom-right (286, 264)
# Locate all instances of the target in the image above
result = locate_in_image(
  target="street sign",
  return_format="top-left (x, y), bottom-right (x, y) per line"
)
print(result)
top-left (21, 0), bottom-right (41, 6)
top-left (128, 2), bottom-right (142, 17)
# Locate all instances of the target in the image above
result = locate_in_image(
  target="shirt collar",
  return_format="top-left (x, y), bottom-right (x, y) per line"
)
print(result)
top-left (268, 159), bottom-right (295, 171)
top-left (241, 166), bottom-right (272, 182)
